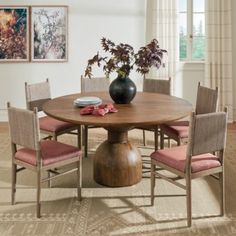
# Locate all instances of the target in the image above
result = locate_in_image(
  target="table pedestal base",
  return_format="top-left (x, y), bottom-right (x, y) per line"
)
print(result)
top-left (94, 129), bottom-right (142, 187)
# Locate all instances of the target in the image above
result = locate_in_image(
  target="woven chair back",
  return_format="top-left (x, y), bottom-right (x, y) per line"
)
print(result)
top-left (8, 105), bottom-right (40, 150)
top-left (81, 76), bottom-right (110, 92)
top-left (25, 79), bottom-right (51, 111)
top-left (143, 77), bottom-right (171, 95)
top-left (195, 83), bottom-right (218, 114)
top-left (187, 110), bottom-right (227, 157)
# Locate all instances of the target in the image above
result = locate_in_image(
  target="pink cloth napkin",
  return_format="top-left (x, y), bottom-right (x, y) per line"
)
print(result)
top-left (80, 103), bottom-right (118, 116)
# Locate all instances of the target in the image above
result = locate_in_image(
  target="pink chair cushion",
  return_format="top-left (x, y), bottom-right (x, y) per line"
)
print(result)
top-left (39, 116), bottom-right (76, 132)
top-left (151, 145), bottom-right (221, 173)
top-left (160, 121), bottom-right (189, 139)
top-left (15, 140), bottom-right (81, 166)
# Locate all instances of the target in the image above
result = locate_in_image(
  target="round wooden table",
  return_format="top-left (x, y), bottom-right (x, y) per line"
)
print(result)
top-left (43, 92), bottom-right (192, 187)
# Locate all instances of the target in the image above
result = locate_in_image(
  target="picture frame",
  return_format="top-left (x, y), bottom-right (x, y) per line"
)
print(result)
top-left (0, 6), bottom-right (30, 62)
top-left (31, 6), bottom-right (68, 62)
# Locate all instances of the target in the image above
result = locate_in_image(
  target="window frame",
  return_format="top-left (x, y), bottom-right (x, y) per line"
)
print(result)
top-left (179, 0), bottom-right (205, 62)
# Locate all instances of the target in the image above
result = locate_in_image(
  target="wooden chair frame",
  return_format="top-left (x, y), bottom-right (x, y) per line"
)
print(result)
top-left (8, 103), bottom-right (83, 218)
top-left (80, 75), bottom-right (110, 157)
top-left (160, 82), bottom-right (218, 149)
top-left (151, 108), bottom-right (227, 227)
top-left (25, 79), bottom-right (81, 146)
top-left (136, 77), bottom-right (171, 151)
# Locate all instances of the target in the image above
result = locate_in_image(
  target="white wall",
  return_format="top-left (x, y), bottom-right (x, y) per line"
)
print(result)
top-left (1, 1), bottom-right (236, 121)
top-left (0, 0), bottom-right (146, 121)
top-left (175, 63), bottom-right (204, 107)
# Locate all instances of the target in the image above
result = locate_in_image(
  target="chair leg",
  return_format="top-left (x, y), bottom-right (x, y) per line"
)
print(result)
top-left (177, 139), bottom-right (181, 146)
top-left (54, 134), bottom-right (57, 141)
top-left (47, 171), bottom-right (52, 188)
top-left (143, 130), bottom-right (146, 146)
top-left (219, 171), bottom-right (225, 216)
top-left (168, 138), bottom-right (171, 147)
top-left (186, 175), bottom-right (192, 227)
top-left (151, 163), bottom-right (155, 206)
top-left (154, 127), bottom-right (158, 151)
top-left (37, 170), bottom-right (41, 218)
top-left (160, 131), bottom-right (164, 149)
top-left (11, 163), bottom-right (17, 205)
top-left (84, 126), bottom-right (88, 158)
top-left (77, 125), bottom-right (82, 149)
top-left (77, 159), bottom-right (82, 201)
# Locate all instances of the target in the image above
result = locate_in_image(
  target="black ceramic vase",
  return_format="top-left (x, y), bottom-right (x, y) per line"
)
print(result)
top-left (109, 76), bottom-right (137, 104)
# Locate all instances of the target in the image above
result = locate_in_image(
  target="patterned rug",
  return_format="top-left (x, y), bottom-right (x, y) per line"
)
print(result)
top-left (0, 129), bottom-right (236, 236)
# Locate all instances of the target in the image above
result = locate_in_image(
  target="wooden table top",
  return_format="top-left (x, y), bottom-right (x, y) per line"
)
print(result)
top-left (43, 92), bottom-right (193, 128)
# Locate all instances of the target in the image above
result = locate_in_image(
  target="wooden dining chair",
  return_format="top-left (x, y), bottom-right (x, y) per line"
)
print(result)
top-left (160, 82), bottom-right (218, 149)
top-left (151, 108), bottom-right (228, 227)
top-left (7, 103), bottom-right (83, 218)
top-left (25, 79), bottom-right (81, 147)
top-left (80, 75), bottom-right (110, 157)
top-left (136, 77), bottom-right (171, 151)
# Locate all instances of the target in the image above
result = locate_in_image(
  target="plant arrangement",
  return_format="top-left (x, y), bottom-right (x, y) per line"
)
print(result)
top-left (85, 37), bottom-right (167, 79)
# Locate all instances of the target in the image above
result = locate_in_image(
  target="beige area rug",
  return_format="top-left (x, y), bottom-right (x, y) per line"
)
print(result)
top-left (1, 129), bottom-right (236, 236)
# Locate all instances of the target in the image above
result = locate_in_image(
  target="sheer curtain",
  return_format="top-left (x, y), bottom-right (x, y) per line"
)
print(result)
top-left (146, 0), bottom-right (178, 94)
top-left (205, 0), bottom-right (233, 121)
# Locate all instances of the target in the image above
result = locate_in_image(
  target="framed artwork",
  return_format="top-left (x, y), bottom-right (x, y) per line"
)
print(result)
top-left (31, 6), bottom-right (68, 62)
top-left (0, 6), bottom-right (30, 62)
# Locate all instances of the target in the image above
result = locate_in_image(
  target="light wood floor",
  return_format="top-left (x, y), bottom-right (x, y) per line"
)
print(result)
top-left (227, 122), bottom-right (236, 130)
top-left (0, 122), bottom-right (8, 133)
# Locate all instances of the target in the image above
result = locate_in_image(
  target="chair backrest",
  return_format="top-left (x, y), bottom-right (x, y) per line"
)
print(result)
top-left (7, 103), bottom-right (40, 151)
top-left (81, 75), bottom-right (110, 92)
top-left (187, 109), bottom-right (227, 158)
top-left (143, 77), bottom-right (171, 95)
top-left (195, 82), bottom-right (218, 114)
top-left (25, 79), bottom-right (51, 111)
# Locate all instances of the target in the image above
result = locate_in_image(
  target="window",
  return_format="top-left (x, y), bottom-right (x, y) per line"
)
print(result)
top-left (179, 0), bottom-right (205, 61)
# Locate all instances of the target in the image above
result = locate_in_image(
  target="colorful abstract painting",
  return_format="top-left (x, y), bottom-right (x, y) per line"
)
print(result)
top-left (0, 7), bottom-right (29, 61)
top-left (31, 6), bottom-right (68, 62)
